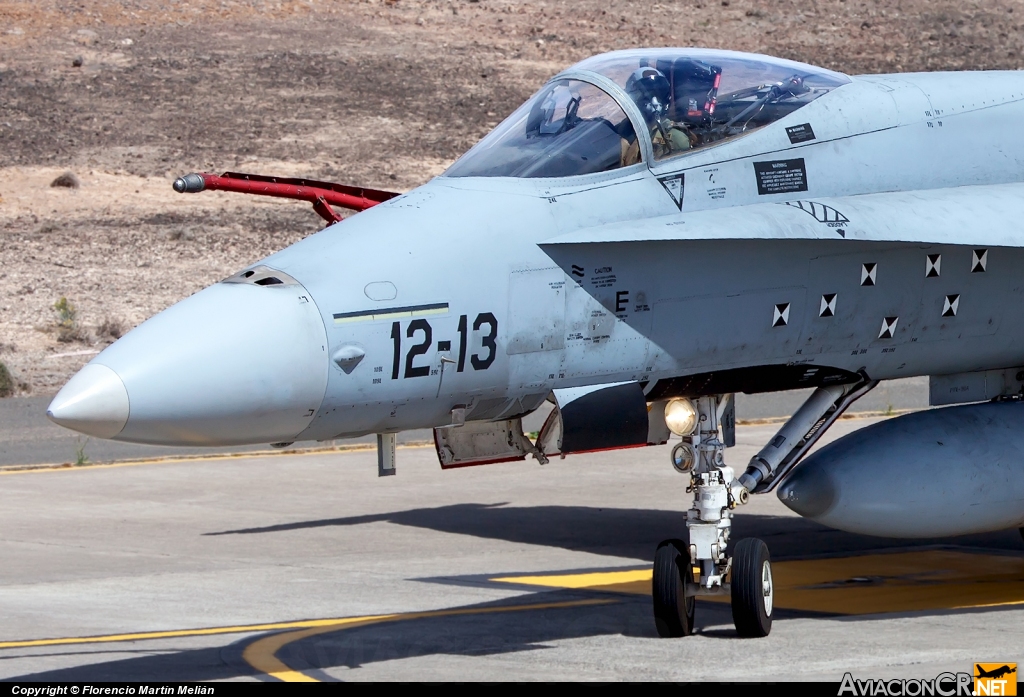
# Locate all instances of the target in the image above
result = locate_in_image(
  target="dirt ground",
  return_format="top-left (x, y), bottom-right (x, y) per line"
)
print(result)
top-left (1, 0), bottom-right (1022, 394)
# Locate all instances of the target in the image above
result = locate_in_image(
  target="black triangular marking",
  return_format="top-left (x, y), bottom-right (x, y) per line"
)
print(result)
top-left (659, 174), bottom-right (684, 210)
top-left (819, 293), bottom-right (836, 317)
top-left (861, 262), bottom-right (877, 286)
top-left (773, 302), bottom-right (790, 327)
top-left (878, 316), bottom-right (898, 339)
top-left (972, 249), bottom-right (988, 273)
top-left (942, 294), bottom-right (960, 317)
top-left (926, 253), bottom-right (941, 278)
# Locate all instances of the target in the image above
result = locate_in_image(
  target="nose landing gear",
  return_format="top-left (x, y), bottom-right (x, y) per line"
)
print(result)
top-left (653, 395), bottom-right (771, 637)
top-left (653, 381), bottom-right (871, 637)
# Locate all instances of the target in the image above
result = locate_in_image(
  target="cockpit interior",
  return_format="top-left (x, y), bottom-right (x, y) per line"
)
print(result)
top-left (445, 49), bottom-right (850, 179)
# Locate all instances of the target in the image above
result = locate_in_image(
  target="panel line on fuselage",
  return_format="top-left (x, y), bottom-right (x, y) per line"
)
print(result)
top-left (332, 302), bottom-right (449, 325)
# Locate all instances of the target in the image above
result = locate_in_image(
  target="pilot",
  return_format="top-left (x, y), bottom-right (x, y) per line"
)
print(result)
top-left (622, 66), bottom-right (695, 163)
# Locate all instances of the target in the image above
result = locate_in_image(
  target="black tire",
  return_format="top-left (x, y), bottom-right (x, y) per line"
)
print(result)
top-left (653, 538), bottom-right (695, 637)
top-left (731, 537), bottom-right (773, 638)
top-left (1019, 527), bottom-right (1024, 544)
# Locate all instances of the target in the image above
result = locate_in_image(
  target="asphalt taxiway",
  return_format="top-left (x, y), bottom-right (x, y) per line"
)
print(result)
top-left (1, 403), bottom-right (1022, 682)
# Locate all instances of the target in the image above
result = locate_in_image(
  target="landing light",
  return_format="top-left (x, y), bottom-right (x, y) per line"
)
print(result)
top-left (665, 398), bottom-right (698, 436)
top-left (671, 442), bottom-right (696, 473)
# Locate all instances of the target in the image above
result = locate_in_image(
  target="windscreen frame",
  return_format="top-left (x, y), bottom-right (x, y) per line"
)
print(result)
top-left (442, 70), bottom-right (653, 183)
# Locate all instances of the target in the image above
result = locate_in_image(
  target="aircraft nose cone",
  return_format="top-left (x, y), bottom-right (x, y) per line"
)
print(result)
top-left (49, 278), bottom-right (330, 446)
top-left (776, 461), bottom-right (838, 519)
top-left (46, 364), bottom-right (130, 439)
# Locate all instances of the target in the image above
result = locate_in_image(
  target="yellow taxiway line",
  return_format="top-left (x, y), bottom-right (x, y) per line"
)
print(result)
top-left (0, 599), bottom-right (616, 682)
top-left (2, 550), bottom-right (1022, 680)
top-left (240, 598), bottom-right (617, 682)
top-left (0, 442), bottom-right (433, 476)
top-left (0, 615), bottom-right (405, 650)
top-left (0, 409), bottom-right (906, 476)
top-left (492, 551), bottom-right (1024, 616)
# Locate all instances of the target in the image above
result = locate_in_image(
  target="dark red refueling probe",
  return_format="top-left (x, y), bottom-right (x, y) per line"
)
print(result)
top-left (173, 171), bottom-right (400, 224)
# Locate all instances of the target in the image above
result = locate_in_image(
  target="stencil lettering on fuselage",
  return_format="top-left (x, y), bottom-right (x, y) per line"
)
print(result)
top-left (562, 281), bottom-right (648, 380)
top-left (754, 158), bottom-right (808, 195)
top-left (785, 123), bottom-right (816, 144)
top-left (704, 168), bottom-right (726, 201)
top-left (589, 267), bottom-right (617, 289)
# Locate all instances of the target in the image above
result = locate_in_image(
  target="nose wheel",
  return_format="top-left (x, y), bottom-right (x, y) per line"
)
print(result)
top-left (730, 537), bottom-right (773, 638)
top-left (652, 536), bottom-right (773, 638)
top-left (652, 539), bottom-right (695, 637)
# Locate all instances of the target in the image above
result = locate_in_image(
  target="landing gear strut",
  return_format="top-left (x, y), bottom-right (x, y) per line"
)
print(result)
top-left (653, 395), bottom-right (770, 637)
top-left (653, 380), bottom-right (873, 638)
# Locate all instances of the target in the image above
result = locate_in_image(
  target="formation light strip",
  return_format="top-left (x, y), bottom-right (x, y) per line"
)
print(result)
top-left (333, 302), bottom-right (449, 325)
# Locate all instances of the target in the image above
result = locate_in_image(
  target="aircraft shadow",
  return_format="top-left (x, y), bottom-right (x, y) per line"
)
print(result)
top-left (8, 583), bottom-right (1022, 682)
top-left (8, 507), bottom-right (1020, 681)
top-left (205, 503), bottom-right (1024, 561)
top-left (3, 590), bottom-right (756, 682)
top-left (260, 592), bottom-right (748, 679)
top-left (3, 644), bottom-right (257, 682)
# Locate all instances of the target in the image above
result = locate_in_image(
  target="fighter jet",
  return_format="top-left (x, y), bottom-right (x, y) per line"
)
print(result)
top-left (976, 666), bottom-right (1017, 681)
top-left (46, 48), bottom-right (1024, 638)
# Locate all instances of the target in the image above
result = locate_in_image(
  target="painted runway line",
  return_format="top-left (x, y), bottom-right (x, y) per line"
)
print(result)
top-left (0, 442), bottom-right (434, 476)
top-left (2, 549), bottom-right (1021, 681)
top-left (491, 550), bottom-right (1024, 615)
top-left (241, 599), bottom-right (616, 682)
top-left (0, 599), bottom-right (616, 682)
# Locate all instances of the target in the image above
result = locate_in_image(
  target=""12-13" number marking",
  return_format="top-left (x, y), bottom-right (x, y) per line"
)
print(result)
top-left (391, 312), bottom-right (496, 379)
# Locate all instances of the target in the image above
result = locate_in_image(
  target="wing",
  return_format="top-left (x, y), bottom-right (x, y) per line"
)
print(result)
top-left (538, 182), bottom-right (1024, 377)
top-left (541, 182), bottom-right (1024, 250)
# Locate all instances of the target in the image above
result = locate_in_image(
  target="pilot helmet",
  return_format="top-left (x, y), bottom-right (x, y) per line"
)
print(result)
top-left (625, 66), bottom-right (671, 125)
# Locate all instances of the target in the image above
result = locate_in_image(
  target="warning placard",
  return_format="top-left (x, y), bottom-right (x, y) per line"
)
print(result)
top-left (785, 123), bottom-right (816, 144)
top-left (754, 158), bottom-right (808, 195)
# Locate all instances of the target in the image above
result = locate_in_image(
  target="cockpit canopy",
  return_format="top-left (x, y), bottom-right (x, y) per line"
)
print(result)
top-left (444, 79), bottom-right (640, 179)
top-left (445, 49), bottom-right (849, 179)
